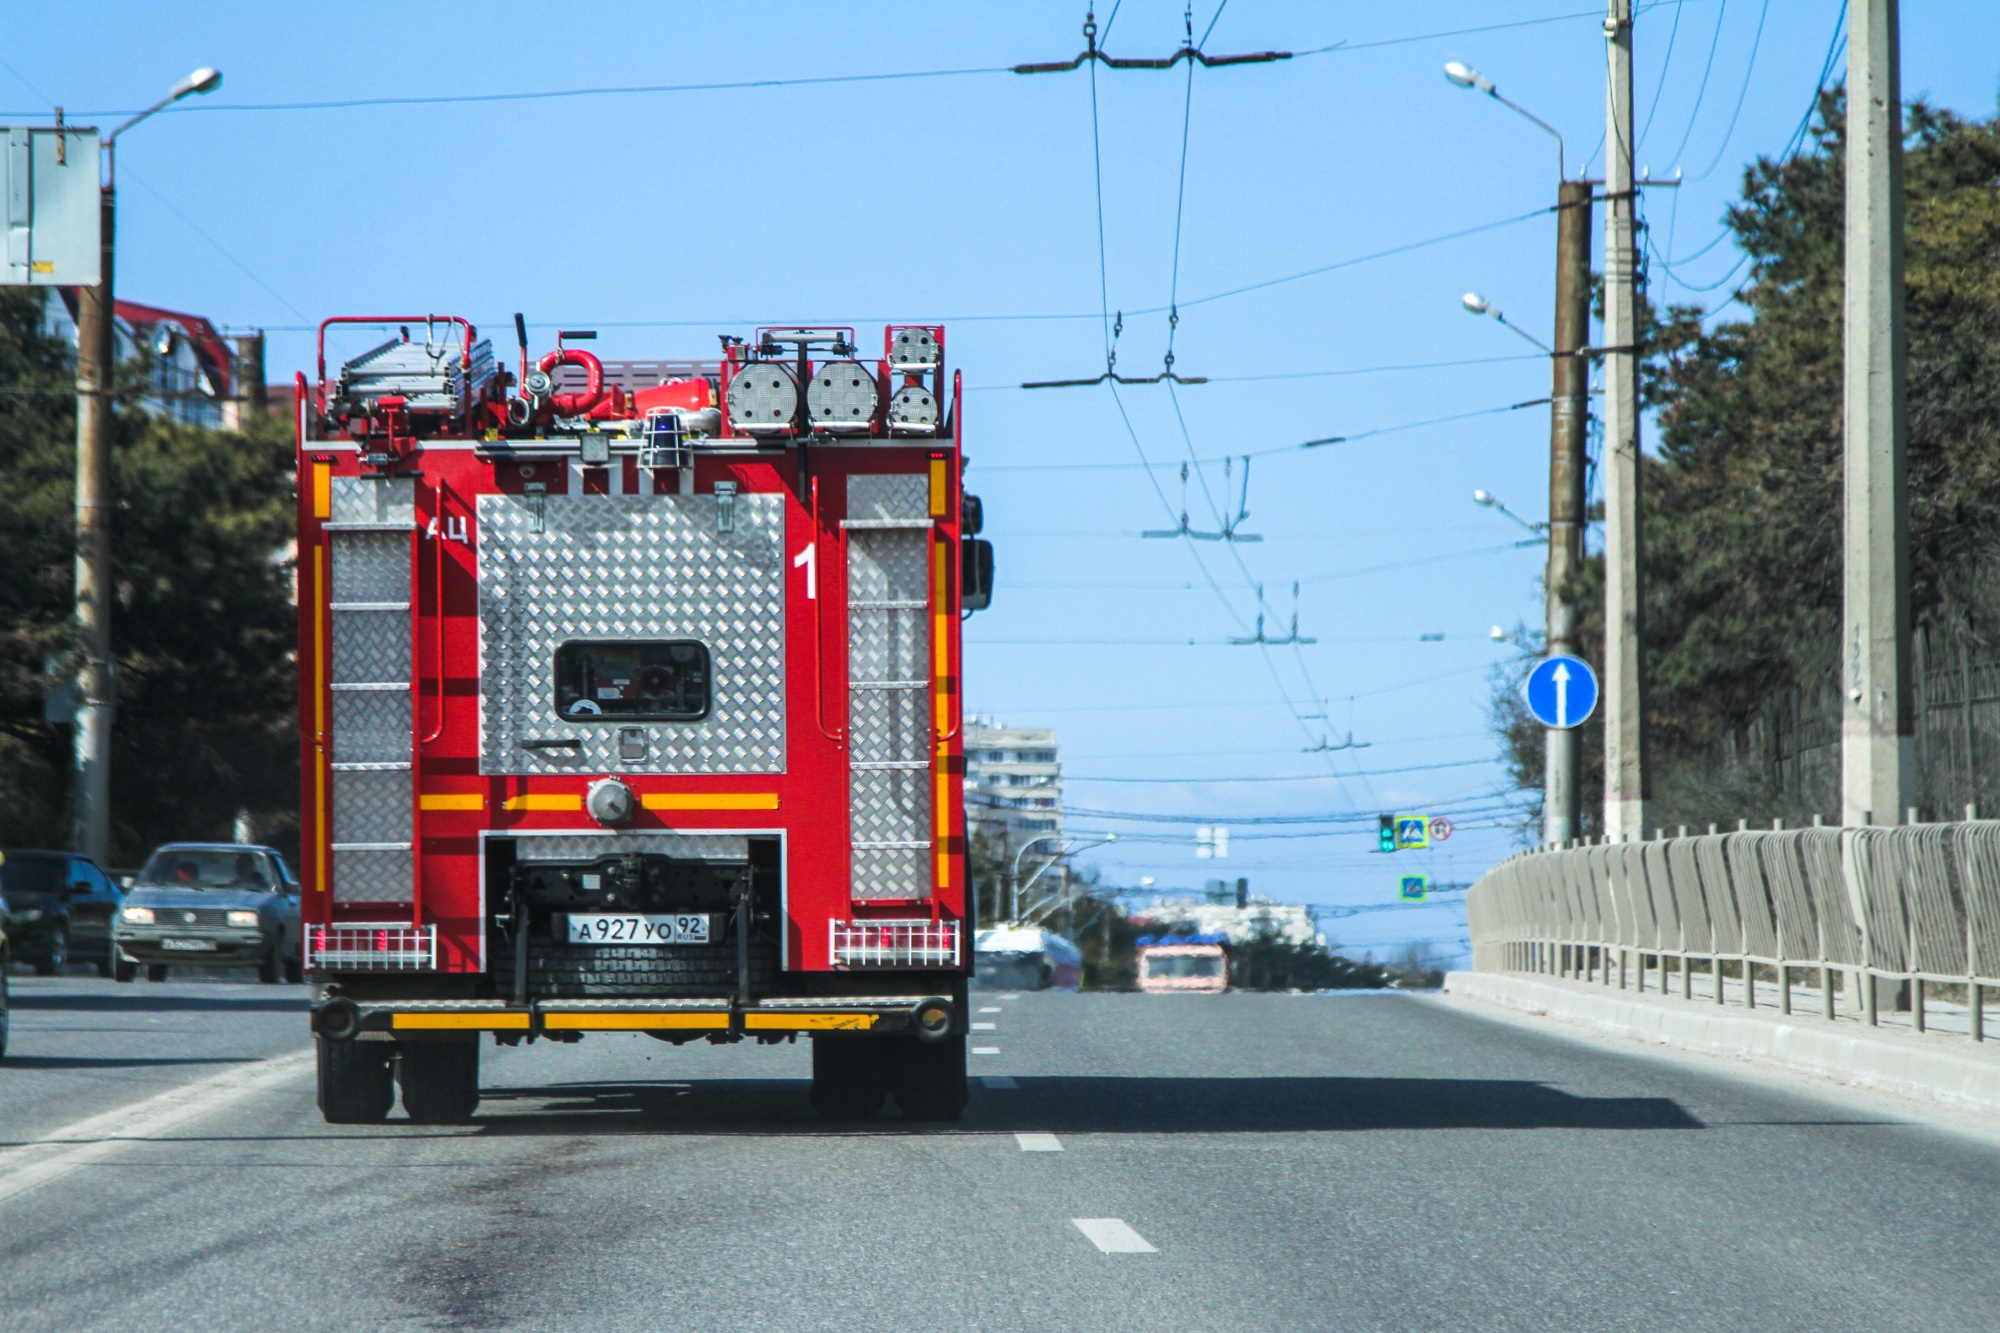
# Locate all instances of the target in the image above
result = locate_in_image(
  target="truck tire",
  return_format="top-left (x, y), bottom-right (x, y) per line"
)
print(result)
top-left (114, 957), bottom-right (136, 982)
top-left (257, 941), bottom-right (282, 984)
top-left (146, 964), bottom-right (169, 982)
top-left (890, 1035), bottom-right (967, 1122)
top-left (318, 1038), bottom-right (394, 1124)
top-left (282, 947), bottom-right (304, 985)
top-left (398, 1040), bottom-right (480, 1124)
top-left (809, 1034), bottom-right (886, 1121)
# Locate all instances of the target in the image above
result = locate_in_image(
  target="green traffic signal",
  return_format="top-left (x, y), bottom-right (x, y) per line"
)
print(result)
top-left (1378, 814), bottom-right (1397, 853)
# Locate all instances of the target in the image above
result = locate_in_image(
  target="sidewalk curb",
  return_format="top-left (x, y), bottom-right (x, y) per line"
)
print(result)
top-left (1444, 970), bottom-right (2000, 1115)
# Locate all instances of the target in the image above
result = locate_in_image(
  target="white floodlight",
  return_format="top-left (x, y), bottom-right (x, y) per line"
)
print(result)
top-left (1473, 489), bottom-right (1496, 507)
top-left (1443, 61), bottom-right (1495, 95)
top-left (1490, 625), bottom-right (1510, 641)
top-left (1462, 292), bottom-right (1492, 316)
top-left (171, 68), bottom-right (223, 99)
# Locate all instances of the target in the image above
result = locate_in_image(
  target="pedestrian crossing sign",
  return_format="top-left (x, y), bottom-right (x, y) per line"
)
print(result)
top-left (1394, 815), bottom-right (1430, 850)
top-left (1399, 874), bottom-right (1429, 902)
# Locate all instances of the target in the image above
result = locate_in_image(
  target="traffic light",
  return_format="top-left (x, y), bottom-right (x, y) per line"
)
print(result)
top-left (1378, 814), bottom-right (1397, 853)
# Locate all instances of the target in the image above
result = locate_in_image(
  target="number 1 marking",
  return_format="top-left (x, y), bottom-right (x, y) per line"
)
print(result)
top-left (793, 542), bottom-right (816, 599)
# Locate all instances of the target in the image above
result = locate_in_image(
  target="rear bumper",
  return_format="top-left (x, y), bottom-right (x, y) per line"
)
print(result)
top-left (314, 994), bottom-right (958, 1041)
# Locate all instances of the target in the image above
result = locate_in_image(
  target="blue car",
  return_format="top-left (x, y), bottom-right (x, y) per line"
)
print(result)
top-left (113, 844), bottom-right (303, 984)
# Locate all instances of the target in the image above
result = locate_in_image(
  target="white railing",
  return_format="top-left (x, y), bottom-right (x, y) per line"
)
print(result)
top-left (1466, 820), bottom-right (2000, 1041)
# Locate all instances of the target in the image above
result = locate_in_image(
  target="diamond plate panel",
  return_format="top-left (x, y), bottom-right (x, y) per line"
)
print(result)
top-left (333, 768), bottom-right (412, 845)
top-left (332, 690), bottom-right (411, 765)
top-left (478, 493), bottom-right (785, 775)
top-left (847, 473), bottom-right (929, 524)
top-left (848, 689), bottom-right (928, 764)
top-left (846, 527), bottom-right (929, 608)
top-left (851, 848), bottom-right (930, 902)
top-left (331, 530), bottom-right (411, 605)
top-left (514, 833), bottom-right (751, 862)
top-left (851, 768), bottom-right (928, 839)
top-left (332, 611), bottom-right (410, 685)
top-left (333, 846), bottom-right (413, 904)
top-left (330, 475), bottom-right (416, 526)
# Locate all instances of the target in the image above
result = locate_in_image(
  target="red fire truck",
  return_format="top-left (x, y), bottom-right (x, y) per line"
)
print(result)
top-left (295, 317), bottom-right (991, 1126)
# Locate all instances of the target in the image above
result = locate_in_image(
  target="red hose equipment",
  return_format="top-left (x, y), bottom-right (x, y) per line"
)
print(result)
top-left (537, 348), bottom-right (609, 417)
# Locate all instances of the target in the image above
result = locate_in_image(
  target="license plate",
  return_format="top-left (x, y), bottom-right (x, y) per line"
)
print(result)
top-left (566, 913), bottom-right (710, 945)
top-left (161, 937), bottom-right (218, 952)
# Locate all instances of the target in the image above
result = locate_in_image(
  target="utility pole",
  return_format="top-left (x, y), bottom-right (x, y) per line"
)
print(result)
top-left (1600, 0), bottom-right (1649, 842)
top-left (1545, 179), bottom-right (1592, 846)
top-left (65, 68), bottom-right (221, 863)
top-left (1841, 0), bottom-right (1913, 827)
top-left (226, 330), bottom-right (266, 430)
top-left (70, 174), bottom-right (116, 865)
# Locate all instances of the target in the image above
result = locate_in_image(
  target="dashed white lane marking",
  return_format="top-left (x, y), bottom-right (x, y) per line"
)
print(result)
top-left (972, 1046), bottom-right (1001, 1055)
top-left (978, 1007), bottom-right (1003, 1014)
top-left (981, 1075), bottom-right (1018, 1089)
top-left (0, 1049), bottom-right (315, 1207)
top-left (1015, 1133), bottom-right (1063, 1152)
top-left (998, 993), bottom-right (1021, 1000)
top-left (1073, 1218), bottom-right (1157, 1254)
top-left (972, 1022), bottom-right (997, 1030)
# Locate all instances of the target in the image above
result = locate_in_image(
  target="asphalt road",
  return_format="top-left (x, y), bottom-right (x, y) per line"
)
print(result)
top-left (5, 973), bottom-right (2000, 1332)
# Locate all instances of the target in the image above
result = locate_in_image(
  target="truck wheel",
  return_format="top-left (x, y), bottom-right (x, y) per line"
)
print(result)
top-left (283, 951), bottom-right (304, 985)
top-left (257, 941), bottom-right (282, 985)
top-left (146, 964), bottom-right (169, 982)
top-left (809, 1035), bottom-right (887, 1121)
top-left (114, 957), bottom-right (136, 983)
top-left (890, 1035), bottom-right (967, 1122)
top-left (398, 1041), bottom-right (480, 1124)
top-left (318, 1038), bottom-right (394, 1124)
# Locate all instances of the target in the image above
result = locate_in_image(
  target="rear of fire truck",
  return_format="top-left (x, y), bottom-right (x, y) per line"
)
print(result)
top-left (296, 317), bottom-right (992, 1125)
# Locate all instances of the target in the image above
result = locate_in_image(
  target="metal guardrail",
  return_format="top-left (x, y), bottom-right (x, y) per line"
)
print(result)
top-left (1465, 820), bottom-right (2000, 1041)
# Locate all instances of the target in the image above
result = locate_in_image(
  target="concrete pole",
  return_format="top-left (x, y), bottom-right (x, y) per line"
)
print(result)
top-left (1544, 179), bottom-right (1593, 847)
top-left (225, 331), bottom-right (266, 430)
top-left (1841, 0), bottom-right (1913, 828)
top-left (71, 181), bottom-right (116, 865)
top-left (1600, 0), bottom-right (1649, 842)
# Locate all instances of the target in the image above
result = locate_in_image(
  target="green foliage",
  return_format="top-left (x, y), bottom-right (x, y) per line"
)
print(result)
top-left (0, 289), bottom-right (298, 865)
top-left (1496, 93), bottom-right (2000, 834)
top-left (1224, 927), bottom-right (1393, 992)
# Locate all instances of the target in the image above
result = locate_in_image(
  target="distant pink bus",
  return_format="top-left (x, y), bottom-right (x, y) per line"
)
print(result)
top-left (1135, 935), bottom-right (1229, 993)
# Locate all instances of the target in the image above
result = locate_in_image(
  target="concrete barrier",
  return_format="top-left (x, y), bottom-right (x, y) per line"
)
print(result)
top-left (1445, 970), bottom-right (2000, 1114)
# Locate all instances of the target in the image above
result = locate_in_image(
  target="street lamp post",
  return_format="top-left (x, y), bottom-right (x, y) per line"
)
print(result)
top-left (69, 67), bottom-right (220, 863)
top-left (1009, 833), bottom-right (1115, 925)
top-left (1447, 63), bottom-right (1593, 848)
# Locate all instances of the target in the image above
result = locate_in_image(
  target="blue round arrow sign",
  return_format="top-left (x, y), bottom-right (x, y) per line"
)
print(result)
top-left (1524, 654), bottom-right (1599, 730)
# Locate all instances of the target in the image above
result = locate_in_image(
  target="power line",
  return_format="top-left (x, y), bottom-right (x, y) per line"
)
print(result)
top-left (1689, 0), bottom-right (1773, 181)
top-left (1067, 757), bottom-right (1495, 783)
top-left (1663, 0), bottom-right (1730, 169)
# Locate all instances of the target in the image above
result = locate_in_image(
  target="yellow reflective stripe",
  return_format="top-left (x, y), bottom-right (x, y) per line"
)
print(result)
top-left (392, 1012), bottom-right (530, 1031)
top-left (742, 1012), bottom-right (880, 1032)
top-left (419, 793), bottom-right (484, 811)
top-left (928, 457), bottom-right (948, 517)
top-left (640, 793), bottom-right (779, 811)
top-left (313, 545), bottom-right (328, 895)
top-left (543, 1012), bottom-right (727, 1031)
top-left (312, 462), bottom-right (331, 519)
top-left (503, 794), bottom-right (582, 811)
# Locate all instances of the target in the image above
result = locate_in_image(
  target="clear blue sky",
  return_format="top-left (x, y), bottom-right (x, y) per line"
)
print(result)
top-left (11, 2), bottom-right (1999, 963)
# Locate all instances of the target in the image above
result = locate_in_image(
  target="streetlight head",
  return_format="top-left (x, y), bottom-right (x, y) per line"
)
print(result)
top-left (1490, 625), bottom-right (1510, 642)
top-left (1472, 489), bottom-right (1495, 507)
top-left (1443, 61), bottom-right (1493, 94)
top-left (1461, 292), bottom-right (1491, 316)
top-left (171, 68), bottom-right (222, 99)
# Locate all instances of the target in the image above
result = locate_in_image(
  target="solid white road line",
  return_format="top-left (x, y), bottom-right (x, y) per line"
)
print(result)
top-left (978, 1007), bottom-right (1002, 1013)
top-left (972, 1022), bottom-right (997, 1030)
top-left (981, 1075), bottom-right (1018, 1089)
top-left (1072, 1218), bottom-right (1157, 1254)
top-left (0, 1048), bottom-right (316, 1208)
top-left (972, 1046), bottom-right (1001, 1055)
top-left (1015, 1133), bottom-right (1063, 1152)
